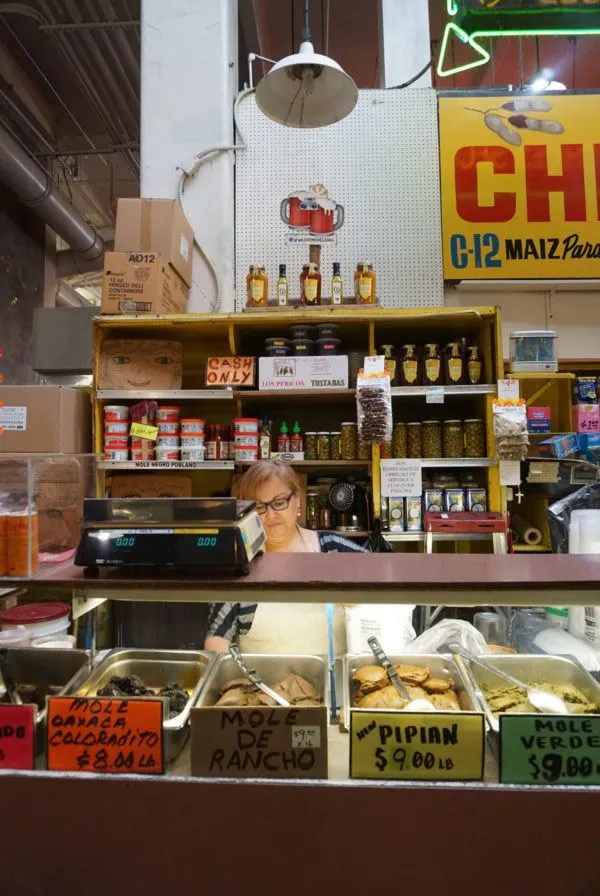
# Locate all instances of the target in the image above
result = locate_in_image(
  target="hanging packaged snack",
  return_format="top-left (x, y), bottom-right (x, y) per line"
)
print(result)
top-left (356, 370), bottom-right (392, 445)
top-left (492, 399), bottom-right (529, 461)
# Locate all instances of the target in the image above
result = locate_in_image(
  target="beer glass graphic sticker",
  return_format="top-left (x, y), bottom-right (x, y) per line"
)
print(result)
top-left (281, 183), bottom-right (344, 244)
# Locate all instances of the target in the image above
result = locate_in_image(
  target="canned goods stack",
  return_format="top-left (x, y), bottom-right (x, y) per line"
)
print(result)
top-left (233, 418), bottom-right (260, 463)
top-left (104, 405), bottom-right (129, 461)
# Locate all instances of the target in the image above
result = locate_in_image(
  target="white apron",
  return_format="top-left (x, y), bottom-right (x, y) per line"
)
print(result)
top-left (239, 529), bottom-right (346, 655)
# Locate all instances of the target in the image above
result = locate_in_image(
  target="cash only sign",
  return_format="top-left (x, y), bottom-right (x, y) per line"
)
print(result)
top-left (439, 92), bottom-right (600, 278)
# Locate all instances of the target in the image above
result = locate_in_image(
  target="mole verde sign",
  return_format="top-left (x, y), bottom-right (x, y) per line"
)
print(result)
top-left (439, 1), bottom-right (600, 77)
top-left (439, 92), bottom-right (600, 279)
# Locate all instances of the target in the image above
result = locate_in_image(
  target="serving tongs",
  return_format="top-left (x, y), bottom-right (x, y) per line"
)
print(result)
top-left (367, 636), bottom-right (436, 712)
top-left (229, 645), bottom-right (289, 707)
top-left (0, 648), bottom-right (22, 705)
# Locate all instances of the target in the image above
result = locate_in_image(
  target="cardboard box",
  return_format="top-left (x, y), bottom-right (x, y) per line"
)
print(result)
top-left (258, 355), bottom-right (349, 391)
top-left (97, 339), bottom-right (183, 390)
top-left (573, 404), bottom-right (600, 434)
top-left (0, 386), bottom-right (91, 453)
top-left (539, 433), bottom-right (579, 459)
top-left (110, 474), bottom-right (192, 498)
top-left (527, 406), bottom-right (551, 434)
top-left (115, 199), bottom-right (193, 286)
top-left (102, 252), bottom-right (188, 315)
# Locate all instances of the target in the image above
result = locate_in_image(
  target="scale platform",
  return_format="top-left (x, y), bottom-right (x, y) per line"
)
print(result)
top-left (75, 498), bottom-right (267, 576)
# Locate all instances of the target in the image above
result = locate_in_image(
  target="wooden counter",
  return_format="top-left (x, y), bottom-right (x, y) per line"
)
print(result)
top-left (5, 553), bottom-right (600, 605)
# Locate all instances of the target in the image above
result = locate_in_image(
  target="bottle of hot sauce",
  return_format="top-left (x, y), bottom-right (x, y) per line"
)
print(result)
top-left (300, 263), bottom-right (321, 305)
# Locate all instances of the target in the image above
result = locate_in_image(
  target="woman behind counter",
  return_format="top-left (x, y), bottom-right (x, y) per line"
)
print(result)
top-left (204, 460), bottom-right (368, 654)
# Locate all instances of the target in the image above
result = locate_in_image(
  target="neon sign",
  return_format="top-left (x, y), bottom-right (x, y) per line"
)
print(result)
top-left (438, 0), bottom-right (600, 77)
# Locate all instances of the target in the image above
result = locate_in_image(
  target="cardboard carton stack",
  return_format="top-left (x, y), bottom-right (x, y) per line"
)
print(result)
top-left (102, 199), bottom-right (193, 315)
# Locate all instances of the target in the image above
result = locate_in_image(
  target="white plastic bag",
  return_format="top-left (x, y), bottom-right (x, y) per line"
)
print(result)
top-left (403, 619), bottom-right (490, 655)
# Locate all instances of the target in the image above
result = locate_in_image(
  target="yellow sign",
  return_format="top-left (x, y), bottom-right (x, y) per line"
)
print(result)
top-left (439, 93), bottom-right (600, 279)
top-left (130, 422), bottom-right (159, 441)
top-left (350, 711), bottom-right (485, 781)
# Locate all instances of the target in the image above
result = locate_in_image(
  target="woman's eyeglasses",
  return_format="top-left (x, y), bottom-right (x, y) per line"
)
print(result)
top-left (254, 493), bottom-right (294, 515)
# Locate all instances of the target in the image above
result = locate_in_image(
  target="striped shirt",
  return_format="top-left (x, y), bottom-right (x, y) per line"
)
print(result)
top-left (206, 531), bottom-right (369, 643)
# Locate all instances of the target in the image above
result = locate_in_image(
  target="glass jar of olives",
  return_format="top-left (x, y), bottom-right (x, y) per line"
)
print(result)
top-left (407, 422), bottom-right (423, 458)
top-left (392, 422), bottom-right (407, 458)
top-left (305, 432), bottom-right (318, 460)
top-left (422, 420), bottom-right (442, 459)
top-left (443, 420), bottom-right (464, 458)
top-left (341, 422), bottom-right (358, 460)
top-left (464, 419), bottom-right (485, 458)
top-left (330, 431), bottom-right (342, 460)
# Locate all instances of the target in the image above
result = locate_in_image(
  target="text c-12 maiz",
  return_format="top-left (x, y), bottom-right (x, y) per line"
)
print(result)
top-left (449, 233), bottom-right (502, 270)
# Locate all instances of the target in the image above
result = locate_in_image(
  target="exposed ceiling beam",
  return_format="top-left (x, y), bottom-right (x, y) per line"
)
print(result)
top-left (0, 39), bottom-right (55, 137)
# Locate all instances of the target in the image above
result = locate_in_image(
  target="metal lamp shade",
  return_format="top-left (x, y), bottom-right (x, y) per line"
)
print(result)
top-left (255, 41), bottom-right (358, 129)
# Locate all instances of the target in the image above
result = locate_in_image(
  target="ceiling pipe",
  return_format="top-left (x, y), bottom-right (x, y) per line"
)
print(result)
top-left (55, 279), bottom-right (92, 308)
top-left (0, 121), bottom-right (104, 259)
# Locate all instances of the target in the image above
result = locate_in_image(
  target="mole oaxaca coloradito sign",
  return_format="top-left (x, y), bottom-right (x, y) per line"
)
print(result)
top-left (439, 92), bottom-right (600, 279)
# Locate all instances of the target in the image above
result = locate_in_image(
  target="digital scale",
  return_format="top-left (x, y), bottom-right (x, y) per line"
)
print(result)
top-left (75, 498), bottom-right (267, 576)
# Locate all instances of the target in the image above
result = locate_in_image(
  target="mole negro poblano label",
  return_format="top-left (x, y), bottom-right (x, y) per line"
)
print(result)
top-left (191, 706), bottom-right (328, 779)
top-left (350, 711), bottom-right (485, 781)
top-left (500, 714), bottom-right (600, 785)
top-left (46, 696), bottom-right (164, 775)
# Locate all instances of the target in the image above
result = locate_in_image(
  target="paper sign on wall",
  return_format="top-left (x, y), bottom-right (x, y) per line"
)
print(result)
top-left (0, 704), bottom-right (35, 770)
top-left (350, 711), bottom-right (485, 781)
top-left (380, 460), bottom-right (422, 498)
top-left (498, 379), bottom-right (520, 401)
top-left (206, 357), bottom-right (255, 387)
top-left (500, 714), bottom-right (600, 785)
top-left (46, 696), bottom-right (164, 775)
top-left (500, 460), bottom-right (522, 486)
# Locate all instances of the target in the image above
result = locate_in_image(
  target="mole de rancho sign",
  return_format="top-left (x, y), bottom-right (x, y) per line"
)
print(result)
top-left (439, 92), bottom-right (600, 279)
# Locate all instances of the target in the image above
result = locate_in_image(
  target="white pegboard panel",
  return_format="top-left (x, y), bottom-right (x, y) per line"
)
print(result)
top-left (235, 89), bottom-right (443, 310)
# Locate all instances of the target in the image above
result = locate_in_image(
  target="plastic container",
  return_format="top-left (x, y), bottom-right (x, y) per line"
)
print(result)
top-left (180, 447), bottom-right (206, 462)
top-left (234, 444), bottom-right (259, 463)
top-left (0, 601), bottom-right (70, 638)
top-left (104, 421), bottom-right (129, 435)
top-left (292, 339), bottom-right (316, 356)
top-left (234, 434), bottom-right (259, 447)
top-left (32, 633), bottom-right (77, 649)
top-left (180, 419), bottom-right (205, 434)
top-left (157, 405), bottom-right (181, 422)
top-left (157, 421), bottom-right (180, 436)
top-left (155, 447), bottom-right (180, 461)
top-left (104, 434), bottom-right (129, 449)
top-left (265, 337), bottom-right (291, 349)
top-left (180, 434), bottom-right (205, 448)
top-left (7, 511), bottom-right (39, 576)
top-left (265, 346), bottom-right (290, 357)
top-left (315, 323), bottom-right (340, 340)
top-left (104, 405), bottom-right (129, 422)
top-left (509, 330), bottom-right (558, 373)
top-left (156, 436), bottom-right (180, 447)
top-left (0, 626), bottom-right (31, 648)
top-left (289, 325), bottom-right (315, 340)
top-left (316, 337), bottom-right (341, 356)
top-left (233, 418), bottom-right (260, 434)
top-left (131, 449), bottom-right (154, 461)
top-left (104, 449), bottom-right (129, 462)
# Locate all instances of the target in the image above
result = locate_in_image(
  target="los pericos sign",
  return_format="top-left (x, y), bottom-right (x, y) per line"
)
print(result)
top-left (439, 93), bottom-right (600, 279)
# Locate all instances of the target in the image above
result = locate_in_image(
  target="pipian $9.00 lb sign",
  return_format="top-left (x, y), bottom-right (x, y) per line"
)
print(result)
top-left (440, 93), bottom-right (600, 279)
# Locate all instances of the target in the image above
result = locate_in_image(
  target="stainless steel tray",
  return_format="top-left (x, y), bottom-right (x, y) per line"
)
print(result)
top-left (196, 654), bottom-right (329, 708)
top-left (344, 653), bottom-right (482, 721)
top-left (457, 653), bottom-right (600, 734)
top-left (0, 648), bottom-right (91, 727)
top-left (75, 648), bottom-right (214, 761)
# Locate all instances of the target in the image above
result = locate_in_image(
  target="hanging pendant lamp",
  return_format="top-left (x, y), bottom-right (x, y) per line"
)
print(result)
top-left (255, 0), bottom-right (358, 128)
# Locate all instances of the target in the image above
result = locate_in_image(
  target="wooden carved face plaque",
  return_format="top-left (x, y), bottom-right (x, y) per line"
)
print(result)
top-left (98, 340), bottom-right (183, 390)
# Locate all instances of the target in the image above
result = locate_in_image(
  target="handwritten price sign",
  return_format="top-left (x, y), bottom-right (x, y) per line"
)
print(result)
top-left (500, 714), bottom-right (600, 785)
top-left (350, 711), bottom-right (485, 781)
top-left (46, 696), bottom-right (164, 775)
top-left (0, 704), bottom-right (35, 770)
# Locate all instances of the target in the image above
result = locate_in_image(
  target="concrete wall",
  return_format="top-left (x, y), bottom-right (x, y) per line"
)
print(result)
top-left (0, 183), bottom-right (45, 384)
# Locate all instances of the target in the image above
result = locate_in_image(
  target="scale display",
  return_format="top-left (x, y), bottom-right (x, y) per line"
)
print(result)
top-left (440, 0), bottom-right (600, 77)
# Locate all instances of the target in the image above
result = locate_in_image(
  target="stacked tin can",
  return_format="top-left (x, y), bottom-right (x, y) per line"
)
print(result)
top-left (104, 405), bottom-right (129, 461)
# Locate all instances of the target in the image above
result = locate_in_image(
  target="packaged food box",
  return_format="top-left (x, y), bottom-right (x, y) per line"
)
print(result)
top-left (0, 386), bottom-right (91, 453)
top-left (444, 488), bottom-right (465, 512)
top-left (526, 407), bottom-right (551, 433)
top-left (539, 433), bottom-right (579, 459)
top-left (423, 489), bottom-right (443, 513)
top-left (388, 497), bottom-right (405, 531)
top-left (575, 377), bottom-right (598, 404)
top-left (573, 404), bottom-right (600, 434)
top-left (405, 496), bottom-right (422, 531)
top-left (102, 252), bottom-right (188, 315)
top-left (466, 488), bottom-right (487, 512)
top-left (577, 434), bottom-right (600, 462)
